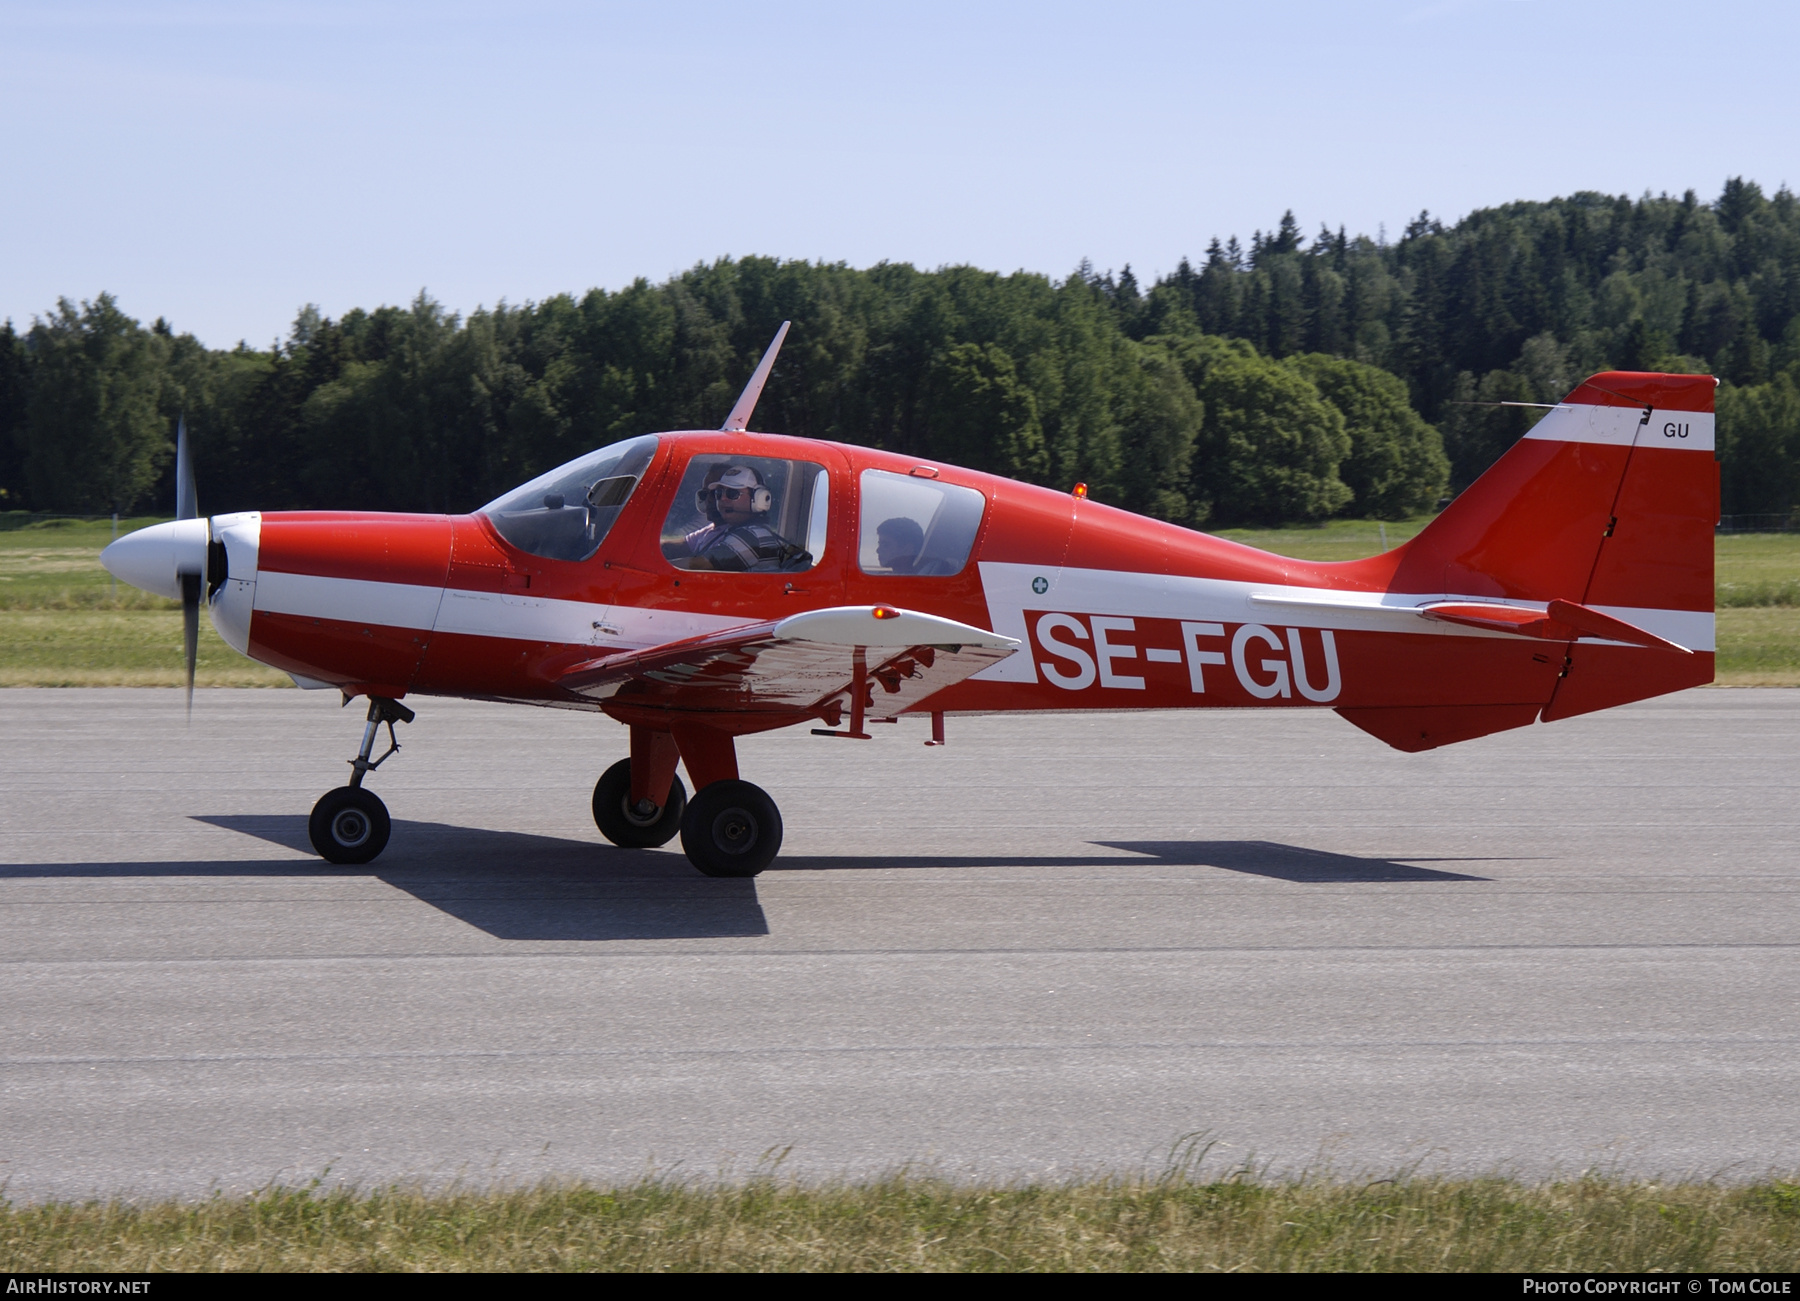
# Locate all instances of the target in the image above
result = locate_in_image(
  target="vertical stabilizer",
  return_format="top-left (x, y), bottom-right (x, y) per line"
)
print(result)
top-left (1390, 371), bottom-right (1717, 725)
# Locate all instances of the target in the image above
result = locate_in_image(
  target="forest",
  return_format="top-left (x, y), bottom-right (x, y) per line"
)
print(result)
top-left (3, 178), bottom-right (1797, 526)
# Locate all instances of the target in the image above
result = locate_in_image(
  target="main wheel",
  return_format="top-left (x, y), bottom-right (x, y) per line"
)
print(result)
top-left (680, 779), bottom-right (783, 878)
top-left (308, 786), bottom-right (392, 865)
top-left (592, 758), bottom-right (687, 848)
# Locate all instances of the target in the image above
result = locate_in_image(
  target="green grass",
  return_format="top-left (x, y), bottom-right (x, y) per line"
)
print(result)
top-left (3, 1175), bottom-right (1798, 1272)
top-left (1, 517), bottom-right (1795, 686)
top-left (1713, 533), bottom-right (1800, 606)
top-left (1212, 515), bottom-right (1433, 562)
top-left (0, 518), bottom-right (290, 685)
top-left (1715, 606), bottom-right (1800, 684)
top-left (0, 517), bottom-right (177, 611)
top-left (0, 610), bottom-right (291, 686)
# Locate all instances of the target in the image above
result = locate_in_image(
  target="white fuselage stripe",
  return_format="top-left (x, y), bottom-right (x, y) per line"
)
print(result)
top-left (253, 571), bottom-right (753, 650)
top-left (250, 566), bottom-right (1715, 682)
top-left (974, 562), bottom-right (1713, 681)
top-left (255, 571), bottom-right (444, 631)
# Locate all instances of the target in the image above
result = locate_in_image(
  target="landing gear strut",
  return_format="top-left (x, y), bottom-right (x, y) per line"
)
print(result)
top-left (592, 759), bottom-right (687, 847)
top-left (308, 695), bottom-right (413, 865)
top-left (593, 726), bottom-right (687, 849)
top-left (597, 723), bottom-right (783, 876)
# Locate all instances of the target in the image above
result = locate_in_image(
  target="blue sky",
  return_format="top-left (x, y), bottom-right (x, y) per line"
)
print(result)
top-left (3, 0), bottom-right (1795, 348)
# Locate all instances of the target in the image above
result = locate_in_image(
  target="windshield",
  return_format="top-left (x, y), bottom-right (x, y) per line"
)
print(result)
top-left (479, 435), bottom-right (659, 562)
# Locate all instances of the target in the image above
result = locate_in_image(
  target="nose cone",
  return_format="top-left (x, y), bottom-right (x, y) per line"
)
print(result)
top-left (100, 519), bottom-right (210, 601)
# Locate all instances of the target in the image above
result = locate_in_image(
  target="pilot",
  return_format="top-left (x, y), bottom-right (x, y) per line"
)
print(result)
top-left (668, 464), bottom-right (807, 572)
top-left (875, 516), bottom-right (926, 574)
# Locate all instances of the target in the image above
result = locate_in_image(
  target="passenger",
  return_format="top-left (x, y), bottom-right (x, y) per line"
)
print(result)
top-left (666, 464), bottom-right (807, 571)
top-left (875, 516), bottom-right (926, 574)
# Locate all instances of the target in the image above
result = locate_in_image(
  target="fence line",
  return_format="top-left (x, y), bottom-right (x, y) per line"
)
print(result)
top-left (0, 512), bottom-right (168, 533)
top-left (1717, 513), bottom-right (1799, 534)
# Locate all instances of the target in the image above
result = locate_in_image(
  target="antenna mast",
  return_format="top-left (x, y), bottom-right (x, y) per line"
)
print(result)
top-left (720, 321), bottom-right (791, 433)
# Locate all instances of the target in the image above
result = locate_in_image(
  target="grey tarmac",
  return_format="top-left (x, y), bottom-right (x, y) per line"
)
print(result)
top-left (1, 686), bottom-right (1796, 1200)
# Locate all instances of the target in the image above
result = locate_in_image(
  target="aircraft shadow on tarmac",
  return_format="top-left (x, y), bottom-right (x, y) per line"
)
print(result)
top-left (0, 815), bottom-right (769, 943)
top-left (773, 840), bottom-right (1493, 882)
top-left (198, 814), bottom-right (773, 941)
top-left (0, 820), bottom-right (1490, 945)
top-left (1100, 841), bottom-right (1491, 882)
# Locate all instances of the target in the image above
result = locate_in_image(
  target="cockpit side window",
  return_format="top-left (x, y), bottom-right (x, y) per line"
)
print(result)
top-left (858, 469), bottom-right (986, 575)
top-left (479, 435), bottom-right (659, 563)
top-left (661, 456), bottom-right (828, 573)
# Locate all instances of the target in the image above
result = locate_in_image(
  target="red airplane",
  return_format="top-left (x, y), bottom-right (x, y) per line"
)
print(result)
top-left (101, 323), bottom-right (1717, 877)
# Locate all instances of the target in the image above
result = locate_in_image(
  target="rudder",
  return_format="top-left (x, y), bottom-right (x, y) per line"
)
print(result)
top-left (1390, 371), bottom-right (1717, 727)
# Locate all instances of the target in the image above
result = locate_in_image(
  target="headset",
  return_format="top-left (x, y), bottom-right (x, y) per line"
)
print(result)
top-left (696, 465), bottom-right (773, 515)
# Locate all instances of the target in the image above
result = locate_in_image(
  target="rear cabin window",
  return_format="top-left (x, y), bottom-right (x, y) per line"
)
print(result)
top-left (858, 470), bottom-right (986, 576)
top-left (661, 456), bottom-right (828, 572)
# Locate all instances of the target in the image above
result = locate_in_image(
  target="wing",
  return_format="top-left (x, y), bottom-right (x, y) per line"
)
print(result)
top-left (557, 605), bottom-right (1022, 724)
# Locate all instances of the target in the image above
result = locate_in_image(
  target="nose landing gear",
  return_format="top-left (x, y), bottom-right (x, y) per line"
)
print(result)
top-left (308, 695), bottom-right (414, 865)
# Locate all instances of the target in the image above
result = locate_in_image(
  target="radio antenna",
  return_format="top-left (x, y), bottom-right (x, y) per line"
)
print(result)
top-left (720, 321), bottom-right (791, 433)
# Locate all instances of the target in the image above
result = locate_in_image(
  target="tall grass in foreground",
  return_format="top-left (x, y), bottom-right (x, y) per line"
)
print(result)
top-left (1718, 577), bottom-right (1800, 607)
top-left (4, 1176), bottom-right (1799, 1272)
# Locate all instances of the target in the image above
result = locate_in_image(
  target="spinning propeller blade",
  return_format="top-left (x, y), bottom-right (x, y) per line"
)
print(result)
top-left (174, 416), bottom-right (201, 717)
top-left (97, 416), bottom-right (226, 718)
top-left (175, 415), bottom-right (198, 522)
top-left (180, 569), bottom-right (200, 716)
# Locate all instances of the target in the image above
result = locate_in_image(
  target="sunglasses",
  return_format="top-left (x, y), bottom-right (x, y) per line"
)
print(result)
top-left (708, 485), bottom-right (752, 501)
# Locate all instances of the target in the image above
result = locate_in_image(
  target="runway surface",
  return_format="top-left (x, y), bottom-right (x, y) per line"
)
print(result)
top-left (2, 687), bottom-right (1797, 1199)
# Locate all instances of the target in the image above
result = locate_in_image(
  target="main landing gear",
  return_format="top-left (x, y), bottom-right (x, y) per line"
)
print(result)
top-left (592, 759), bottom-right (687, 848)
top-left (309, 695), bottom-right (414, 866)
top-left (680, 780), bottom-right (782, 878)
top-left (593, 724), bottom-right (783, 877)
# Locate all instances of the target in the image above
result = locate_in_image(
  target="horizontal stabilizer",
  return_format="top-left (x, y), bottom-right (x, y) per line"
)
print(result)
top-left (1544, 599), bottom-right (1690, 654)
top-left (1253, 591), bottom-right (1689, 652)
top-left (1416, 602), bottom-right (1564, 637)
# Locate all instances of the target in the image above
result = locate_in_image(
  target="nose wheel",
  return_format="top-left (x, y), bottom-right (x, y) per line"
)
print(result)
top-left (309, 786), bottom-right (391, 864)
top-left (308, 695), bottom-right (412, 866)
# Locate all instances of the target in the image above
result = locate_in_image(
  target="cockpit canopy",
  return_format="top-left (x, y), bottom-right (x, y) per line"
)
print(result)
top-left (479, 435), bottom-right (658, 562)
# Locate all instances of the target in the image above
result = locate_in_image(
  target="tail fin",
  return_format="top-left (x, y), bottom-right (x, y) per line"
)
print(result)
top-left (1372, 371), bottom-right (1716, 738)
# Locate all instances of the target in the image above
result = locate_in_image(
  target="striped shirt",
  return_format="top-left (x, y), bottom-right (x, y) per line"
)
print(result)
top-left (687, 523), bottom-right (808, 572)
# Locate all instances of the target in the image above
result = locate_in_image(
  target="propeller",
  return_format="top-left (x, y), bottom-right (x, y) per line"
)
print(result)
top-left (174, 416), bottom-right (202, 716)
top-left (97, 415), bottom-right (227, 717)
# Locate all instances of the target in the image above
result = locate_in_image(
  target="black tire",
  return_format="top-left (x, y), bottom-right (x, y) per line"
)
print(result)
top-left (592, 757), bottom-right (688, 848)
top-left (308, 786), bottom-right (392, 865)
top-left (680, 779), bottom-right (783, 878)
